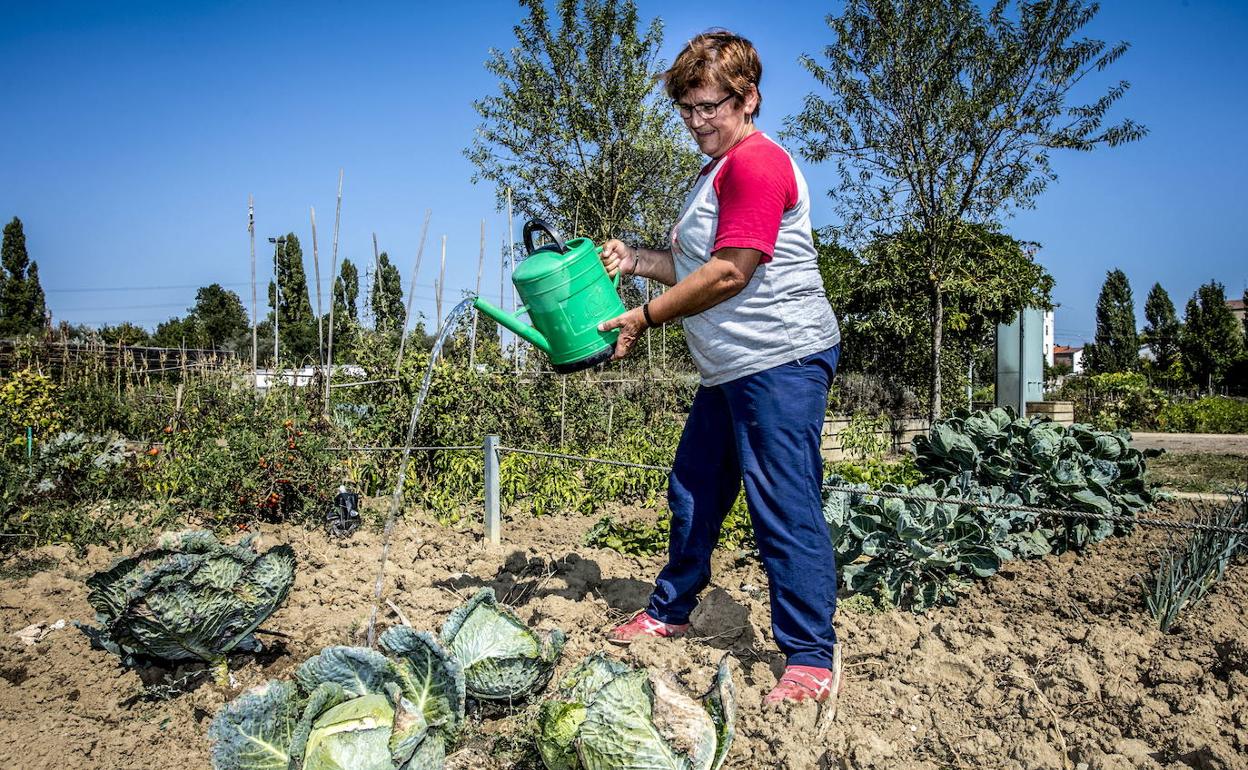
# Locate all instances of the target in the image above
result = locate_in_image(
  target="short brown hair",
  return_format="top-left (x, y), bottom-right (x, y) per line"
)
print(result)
top-left (664, 30), bottom-right (762, 119)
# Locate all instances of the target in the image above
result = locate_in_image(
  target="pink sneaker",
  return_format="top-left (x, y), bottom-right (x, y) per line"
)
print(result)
top-left (763, 644), bottom-right (843, 710)
top-left (607, 611), bottom-right (690, 645)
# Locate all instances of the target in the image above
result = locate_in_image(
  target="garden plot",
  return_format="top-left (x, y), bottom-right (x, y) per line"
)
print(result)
top-left (1, 505), bottom-right (1245, 770)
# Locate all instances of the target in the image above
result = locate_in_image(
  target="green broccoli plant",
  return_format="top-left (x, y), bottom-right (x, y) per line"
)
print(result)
top-left (537, 654), bottom-right (735, 770)
top-left (912, 407), bottom-right (1160, 551)
top-left (823, 477), bottom-right (1006, 611)
top-left (439, 588), bottom-right (564, 702)
top-left (78, 530), bottom-right (295, 685)
top-left (209, 628), bottom-right (465, 770)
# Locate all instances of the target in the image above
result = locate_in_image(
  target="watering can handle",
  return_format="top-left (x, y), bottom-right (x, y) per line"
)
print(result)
top-left (595, 245), bottom-right (621, 289)
top-left (523, 219), bottom-right (568, 255)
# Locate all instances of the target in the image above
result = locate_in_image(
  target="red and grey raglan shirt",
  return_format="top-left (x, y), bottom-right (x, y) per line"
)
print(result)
top-left (670, 131), bottom-right (840, 386)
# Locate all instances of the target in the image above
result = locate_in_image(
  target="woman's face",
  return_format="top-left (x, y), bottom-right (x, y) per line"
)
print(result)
top-left (676, 83), bottom-right (758, 159)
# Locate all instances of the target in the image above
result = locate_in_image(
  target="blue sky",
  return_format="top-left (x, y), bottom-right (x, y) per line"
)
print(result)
top-left (1, 0), bottom-right (1245, 346)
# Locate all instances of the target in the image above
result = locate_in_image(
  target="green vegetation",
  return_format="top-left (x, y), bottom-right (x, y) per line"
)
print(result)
top-left (1088, 269), bottom-right (1139, 374)
top-left (536, 654), bottom-right (734, 770)
top-left (0, 217), bottom-right (48, 336)
top-left (78, 530), bottom-right (295, 685)
top-left (787, 0), bottom-right (1142, 417)
top-left (1141, 490), bottom-right (1246, 633)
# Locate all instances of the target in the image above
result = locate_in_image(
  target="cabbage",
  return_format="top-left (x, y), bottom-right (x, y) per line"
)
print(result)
top-left (78, 530), bottom-right (295, 684)
top-left (209, 631), bottom-right (465, 770)
top-left (440, 587), bottom-right (564, 701)
top-left (537, 654), bottom-right (736, 770)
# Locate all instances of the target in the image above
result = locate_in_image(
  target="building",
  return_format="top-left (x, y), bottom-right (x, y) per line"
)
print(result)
top-left (1043, 310), bottom-right (1055, 366)
top-left (1053, 345), bottom-right (1084, 374)
top-left (1229, 298), bottom-right (1245, 325)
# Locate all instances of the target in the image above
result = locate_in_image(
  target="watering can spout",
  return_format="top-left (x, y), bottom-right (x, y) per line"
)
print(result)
top-left (472, 296), bottom-right (552, 355)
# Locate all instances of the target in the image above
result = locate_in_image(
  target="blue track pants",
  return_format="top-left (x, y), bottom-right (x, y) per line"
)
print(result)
top-left (646, 344), bottom-right (840, 668)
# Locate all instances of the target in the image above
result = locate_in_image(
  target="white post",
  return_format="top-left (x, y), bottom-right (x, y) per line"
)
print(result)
top-left (483, 435), bottom-right (500, 546)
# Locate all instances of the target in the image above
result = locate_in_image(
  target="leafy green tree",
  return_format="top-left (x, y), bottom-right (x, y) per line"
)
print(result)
top-left (329, 258), bottom-right (360, 359)
top-left (1, 217), bottom-right (49, 335)
top-left (1180, 281), bottom-right (1241, 391)
top-left (190, 283), bottom-right (249, 351)
top-left (267, 233), bottom-right (317, 362)
top-left (1088, 269), bottom-right (1138, 373)
top-left (821, 223), bottom-right (1052, 408)
top-left (786, 0), bottom-right (1145, 418)
top-left (334, 258), bottom-right (360, 322)
top-left (150, 316), bottom-right (206, 349)
top-left (370, 252), bottom-right (404, 335)
top-left (1141, 282), bottom-right (1181, 379)
top-left (98, 322), bottom-right (150, 346)
top-left (1242, 288), bottom-right (1248, 352)
top-left (466, 0), bottom-right (700, 244)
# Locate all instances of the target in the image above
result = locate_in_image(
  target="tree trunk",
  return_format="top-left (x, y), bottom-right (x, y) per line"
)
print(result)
top-left (930, 280), bottom-right (944, 422)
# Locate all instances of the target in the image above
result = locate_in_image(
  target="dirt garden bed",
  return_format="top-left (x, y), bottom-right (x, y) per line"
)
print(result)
top-left (1, 504), bottom-right (1245, 770)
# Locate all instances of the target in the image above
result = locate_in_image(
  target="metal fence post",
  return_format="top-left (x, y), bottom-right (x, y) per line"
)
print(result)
top-left (483, 435), bottom-right (500, 545)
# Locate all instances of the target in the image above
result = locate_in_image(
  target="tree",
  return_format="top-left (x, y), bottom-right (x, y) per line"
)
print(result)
top-left (787, 0), bottom-right (1145, 418)
top-left (98, 322), bottom-right (150, 346)
top-left (1088, 269), bottom-right (1138, 373)
top-left (1, 217), bottom-right (49, 335)
top-left (370, 252), bottom-right (404, 335)
top-left (330, 258), bottom-right (360, 359)
top-left (190, 283), bottom-right (249, 351)
top-left (1141, 282), bottom-right (1181, 378)
top-left (821, 222), bottom-right (1052, 407)
top-left (267, 233), bottom-right (317, 362)
top-left (466, 0), bottom-right (701, 244)
top-left (150, 316), bottom-right (206, 349)
top-left (1179, 281), bottom-right (1240, 391)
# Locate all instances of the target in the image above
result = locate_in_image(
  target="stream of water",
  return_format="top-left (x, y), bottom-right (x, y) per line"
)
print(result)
top-left (365, 297), bottom-right (476, 646)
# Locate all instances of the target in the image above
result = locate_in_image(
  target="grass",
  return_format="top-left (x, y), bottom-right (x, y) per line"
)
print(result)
top-left (1150, 452), bottom-right (1248, 494)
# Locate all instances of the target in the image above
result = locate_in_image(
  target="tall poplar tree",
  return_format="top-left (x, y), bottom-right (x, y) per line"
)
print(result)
top-left (330, 258), bottom-right (360, 359)
top-left (0, 217), bottom-right (49, 335)
top-left (370, 252), bottom-right (404, 335)
top-left (1141, 283), bottom-right (1181, 377)
top-left (1088, 269), bottom-right (1138, 373)
top-left (268, 233), bottom-right (317, 362)
top-left (786, 0), bottom-right (1144, 418)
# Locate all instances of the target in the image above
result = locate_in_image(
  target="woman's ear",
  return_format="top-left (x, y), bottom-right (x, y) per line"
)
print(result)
top-left (743, 85), bottom-right (760, 120)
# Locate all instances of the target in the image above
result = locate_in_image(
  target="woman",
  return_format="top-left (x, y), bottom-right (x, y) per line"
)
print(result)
top-left (597, 30), bottom-right (844, 708)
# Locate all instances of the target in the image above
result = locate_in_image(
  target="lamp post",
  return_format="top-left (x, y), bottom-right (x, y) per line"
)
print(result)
top-left (268, 236), bottom-right (286, 371)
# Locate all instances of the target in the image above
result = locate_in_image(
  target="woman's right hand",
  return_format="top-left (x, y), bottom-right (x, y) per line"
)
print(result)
top-left (600, 239), bottom-right (637, 279)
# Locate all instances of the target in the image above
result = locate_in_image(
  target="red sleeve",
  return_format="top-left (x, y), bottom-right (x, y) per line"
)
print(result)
top-left (712, 136), bottom-right (798, 264)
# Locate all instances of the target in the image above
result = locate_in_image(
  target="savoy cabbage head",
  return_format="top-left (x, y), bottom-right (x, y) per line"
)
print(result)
top-left (79, 530), bottom-right (295, 684)
top-left (537, 653), bottom-right (736, 770)
top-left (209, 629), bottom-right (465, 770)
top-left (440, 587), bottom-right (564, 701)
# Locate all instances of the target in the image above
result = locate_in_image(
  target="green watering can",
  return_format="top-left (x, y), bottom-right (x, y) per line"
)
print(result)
top-left (473, 219), bottom-right (626, 374)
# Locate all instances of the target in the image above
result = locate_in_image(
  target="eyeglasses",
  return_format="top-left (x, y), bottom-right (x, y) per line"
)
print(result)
top-left (672, 93), bottom-right (734, 119)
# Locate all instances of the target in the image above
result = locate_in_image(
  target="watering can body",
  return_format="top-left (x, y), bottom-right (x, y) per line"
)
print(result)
top-left (474, 220), bottom-right (626, 374)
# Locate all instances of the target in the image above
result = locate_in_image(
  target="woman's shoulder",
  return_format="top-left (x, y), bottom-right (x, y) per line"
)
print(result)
top-left (714, 132), bottom-right (797, 196)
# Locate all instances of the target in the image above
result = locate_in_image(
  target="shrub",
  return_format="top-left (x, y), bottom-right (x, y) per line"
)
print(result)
top-left (1052, 372), bottom-right (1169, 430)
top-left (1156, 396), bottom-right (1248, 434)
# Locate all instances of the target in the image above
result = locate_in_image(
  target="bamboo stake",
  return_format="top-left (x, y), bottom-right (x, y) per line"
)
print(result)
top-left (248, 195), bottom-right (257, 384)
top-left (371, 232), bottom-right (381, 328)
top-left (310, 205), bottom-right (324, 365)
top-left (395, 209), bottom-right (431, 372)
top-left (325, 168), bottom-right (343, 415)
top-left (435, 235), bottom-right (447, 331)
top-left (469, 218), bottom-right (484, 371)
top-left (507, 187), bottom-right (518, 372)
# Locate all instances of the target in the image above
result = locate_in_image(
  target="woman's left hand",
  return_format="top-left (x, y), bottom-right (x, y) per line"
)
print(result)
top-left (598, 308), bottom-right (648, 360)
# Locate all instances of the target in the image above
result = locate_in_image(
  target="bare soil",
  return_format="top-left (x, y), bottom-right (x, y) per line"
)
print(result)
top-left (1, 505), bottom-right (1245, 770)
